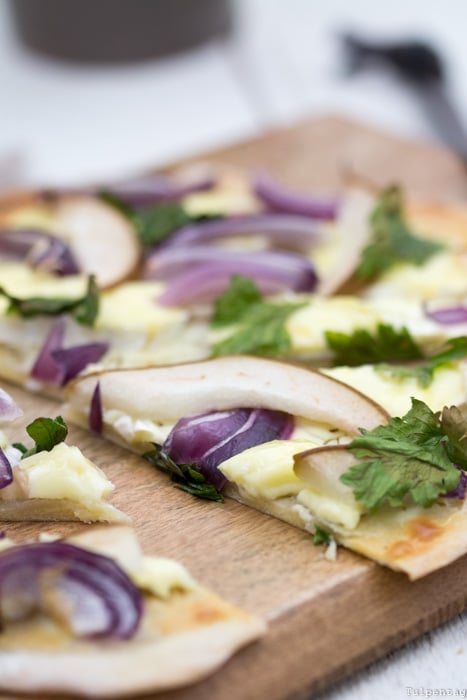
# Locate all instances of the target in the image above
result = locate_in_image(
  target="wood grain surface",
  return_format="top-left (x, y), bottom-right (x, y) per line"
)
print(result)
top-left (3, 115), bottom-right (467, 700)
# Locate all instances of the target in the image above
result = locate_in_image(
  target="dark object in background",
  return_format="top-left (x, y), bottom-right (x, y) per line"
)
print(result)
top-left (8, 0), bottom-right (233, 63)
top-left (341, 33), bottom-right (467, 162)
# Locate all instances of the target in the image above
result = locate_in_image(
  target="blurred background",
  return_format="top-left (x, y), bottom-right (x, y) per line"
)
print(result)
top-left (1, 0), bottom-right (467, 186)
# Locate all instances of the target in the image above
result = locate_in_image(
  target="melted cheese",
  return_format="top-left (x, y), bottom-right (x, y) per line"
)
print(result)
top-left (7, 443), bottom-right (113, 502)
top-left (324, 364), bottom-right (466, 417)
top-left (97, 282), bottom-right (186, 334)
top-left (132, 556), bottom-right (196, 598)
top-left (286, 295), bottom-right (467, 358)
top-left (219, 440), bottom-right (318, 500)
top-left (363, 251), bottom-right (467, 301)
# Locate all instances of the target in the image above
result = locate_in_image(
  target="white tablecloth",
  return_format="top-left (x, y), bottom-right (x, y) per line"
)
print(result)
top-left (2, 0), bottom-right (467, 696)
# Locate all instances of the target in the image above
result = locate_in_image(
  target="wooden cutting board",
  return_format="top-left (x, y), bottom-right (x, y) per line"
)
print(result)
top-left (4, 115), bottom-right (467, 700)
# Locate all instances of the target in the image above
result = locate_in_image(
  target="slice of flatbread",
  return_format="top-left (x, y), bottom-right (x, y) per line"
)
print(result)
top-left (0, 526), bottom-right (265, 697)
top-left (62, 356), bottom-right (467, 580)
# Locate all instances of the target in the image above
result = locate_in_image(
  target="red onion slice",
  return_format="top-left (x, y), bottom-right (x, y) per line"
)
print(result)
top-left (0, 388), bottom-right (23, 423)
top-left (253, 172), bottom-right (339, 220)
top-left (31, 320), bottom-right (108, 386)
top-left (443, 468), bottom-right (467, 499)
top-left (143, 245), bottom-right (316, 282)
top-left (89, 382), bottom-right (103, 434)
top-left (157, 258), bottom-right (317, 306)
top-left (164, 408), bottom-right (294, 489)
top-left (0, 228), bottom-right (79, 275)
top-left (160, 214), bottom-right (322, 252)
top-left (30, 317), bottom-right (67, 385)
top-left (424, 305), bottom-right (467, 325)
top-left (103, 172), bottom-right (215, 208)
top-left (0, 541), bottom-right (142, 639)
top-left (0, 449), bottom-right (13, 490)
top-left (52, 343), bottom-right (109, 385)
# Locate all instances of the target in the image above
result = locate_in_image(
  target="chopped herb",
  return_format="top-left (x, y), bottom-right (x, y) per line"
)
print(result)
top-left (377, 337), bottom-right (467, 388)
top-left (325, 323), bottom-right (423, 366)
top-left (133, 203), bottom-right (192, 249)
top-left (341, 398), bottom-right (463, 511)
top-left (357, 186), bottom-right (444, 279)
top-left (102, 192), bottom-right (221, 250)
top-left (20, 416), bottom-right (68, 458)
top-left (11, 442), bottom-right (27, 455)
top-left (0, 275), bottom-right (99, 327)
top-left (212, 274), bottom-right (262, 327)
top-left (211, 275), bottom-right (304, 357)
top-left (313, 526), bottom-right (332, 546)
top-left (143, 444), bottom-right (224, 502)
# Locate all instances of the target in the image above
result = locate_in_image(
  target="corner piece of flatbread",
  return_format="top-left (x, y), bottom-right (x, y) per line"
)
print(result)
top-left (0, 526), bottom-right (266, 698)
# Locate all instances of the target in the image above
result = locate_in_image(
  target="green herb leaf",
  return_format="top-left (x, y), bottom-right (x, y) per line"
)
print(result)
top-left (22, 416), bottom-right (68, 458)
top-left (0, 275), bottom-right (99, 327)
top-left (212, 275), bottom-right (263, 327)
top-left (376, 336), bottom-right (467, 388)
top-left (143, 444), bottom-right (224, 502)
top-left (313, 526), bottom-right (332, 546)
top-left (133, 204), bottom-right (192, 249)
top-left (440, 404), bottom-right (467, 466)
top-left (325, 323), bottom-right (424, 367)
top-left (357, 186), bottom-right (444, 279)
top-left (340, 398), bottom-right (462, 511)
top-left (101, 192), bottom-right (192, 249)
top-left (211, 275), bottom-right (304, 357)
top-left (11, 442), bottom-right (27, 455)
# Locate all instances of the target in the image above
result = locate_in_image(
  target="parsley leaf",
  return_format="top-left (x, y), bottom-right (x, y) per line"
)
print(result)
top-left (101, 191), bottom-right (191, 249)
top-left (313, 526), bottom-right (332, 546)
top-left (325, 323), bottom-right (423, 366)
top-left (0, 275), bottom-right (99, 327)
top-left (133, 204), bottom-right (192, 249)
top-left (357, 186), bottom-right (444, 279)
top-left (143, 444), bottom-right (224, 502)
top-left (376, 337), bottom-right (467, 388)
top-left (20, 416), bottom-right (68, 458)
top-left (211, 275), bottom-right (304, 357)
top-left (212, 274), bottom-right (263, 327)
top-left (340, 398), bottom-right (462, 511)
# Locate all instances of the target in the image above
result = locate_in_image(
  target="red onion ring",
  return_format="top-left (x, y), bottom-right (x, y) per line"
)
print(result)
top-left (424, 304), bottom-right (467, 325)
top-left (164, 408), bottom-right (294, 490)
top-left (0, 541), bottom-right (142, 639)
top-left (156, 258), bottom-right (317, 306)
top-left (0, 388), bottom-right (23, 423)
top-left (0, 449), bottom-right (13, 490)
top-left (89, 382), bottom-right (103, 434)
top-left (159, 214), bottom-right (322, 252)
top-left (143, 245), bottom-right (316, 281)
top-left (0, 228), bottom-right (79, 275)
top-left (253, 171), bottom-right (339, 220)
top-left (103, 172), bottom-right (215, 208)
top-left (30, 317), bottom-right (67, 385)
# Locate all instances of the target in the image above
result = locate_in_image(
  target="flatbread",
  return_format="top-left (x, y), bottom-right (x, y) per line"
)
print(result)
top-left (0, 526), bottom-right (265, 697)
top-left (62, 356), bottom-right (467, 580)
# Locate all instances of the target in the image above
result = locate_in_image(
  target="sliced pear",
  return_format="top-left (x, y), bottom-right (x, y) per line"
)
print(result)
top-left (54, 196), bottom-right (140, 288)
top-left (294, 444), bottom-right (358, 503)
top-left (65, 356), bottom-right (389, 436)
top-left (316, 188), bottom-right (374, 296)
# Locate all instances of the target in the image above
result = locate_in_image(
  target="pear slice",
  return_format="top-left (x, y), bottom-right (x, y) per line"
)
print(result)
top-left (316, 188), bottom-right (374, 296)
top-left (65, 356), bottom-right (389, 436)
top-left (54, 196), bottom-right (140, 288)
top-left (294, 444), bottom-right (358, 503)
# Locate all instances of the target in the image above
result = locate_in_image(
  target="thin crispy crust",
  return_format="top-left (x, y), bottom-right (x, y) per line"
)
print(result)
top-left (339, 498), bottom-right (467, 580)
top-left (0, 591), bottom-right (264, 698)
top-left (0, 527), bottom-right (265, 697)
